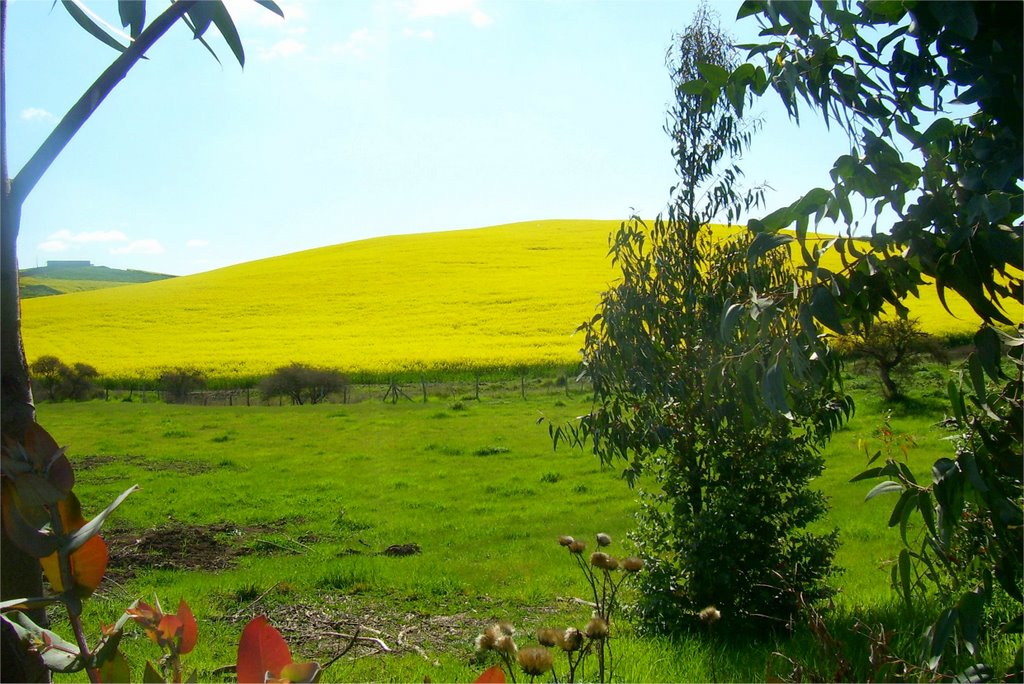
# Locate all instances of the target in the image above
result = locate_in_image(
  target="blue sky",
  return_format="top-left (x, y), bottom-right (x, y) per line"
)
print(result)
top-left (6, 0), bottom-right (854, 276)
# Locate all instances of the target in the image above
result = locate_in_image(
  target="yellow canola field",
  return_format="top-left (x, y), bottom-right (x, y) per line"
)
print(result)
top-left (20, 220), bottom-right (1015, 380)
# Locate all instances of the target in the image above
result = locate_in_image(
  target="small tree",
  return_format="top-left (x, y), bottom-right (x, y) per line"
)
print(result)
top-left (841, 318), bottom-right (948, 401)
top-left (260, 363), bottom-right (346, 405)
top-left (29, 355), bottom-right (68, 401)
top-left (159, 367), bottom-right (207, 404)
top-left (60, 362), bottom-right (99, 401)
top-left (555, 3), bottom-right (849, 633)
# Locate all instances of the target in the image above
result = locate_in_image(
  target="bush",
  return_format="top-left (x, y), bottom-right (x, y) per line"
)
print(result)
top-left (159, 367), bottom-right (207, 404)
top-left (29, 356), bottom-right (98, 401)
top-left (260, 363), bottom-right (347, 405)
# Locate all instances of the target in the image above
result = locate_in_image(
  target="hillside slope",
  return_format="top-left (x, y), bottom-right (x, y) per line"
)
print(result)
top-left (20, 265), bottom-right (174, 298)
top-left (20, 220), bottom-right (1000, 379)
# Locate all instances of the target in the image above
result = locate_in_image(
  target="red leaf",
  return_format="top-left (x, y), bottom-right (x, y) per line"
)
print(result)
top-left (237, 616), bottom-right (293, 684)
top-left (474, 666), bottom-right (507, 683)
top-left (39, 493), bottom-right (108, 597)
top-left (177, 599), bottom-right (198, 655)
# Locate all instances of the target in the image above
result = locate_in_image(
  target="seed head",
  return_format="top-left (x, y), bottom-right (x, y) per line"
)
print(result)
top-left (475, 631), bottom-right (496, 652)
top-left (536, 628), bottom-right (561, 648)
top-left (699, 606), bottom-right (721, 625)
top-left (558, 535), bottom-right (575, 547)
top-left (496, 621), bottom-right (515, 636)
top-left (590, 551), bottom-right (618, 571)
top-left (517, 646), bottom-right (554, 677)
top-left (561, 628), bottom-right (584, 652)
top-left (568, 540), bottom-right (586, 555)
top-left (585, 617), bottom-right (609, 640)
top-left (596, 532), bottom-right (612, 547)
top-left (494, 635), bottom-right (517, 656)
top-left (622, 556), bottom-right (644, 573)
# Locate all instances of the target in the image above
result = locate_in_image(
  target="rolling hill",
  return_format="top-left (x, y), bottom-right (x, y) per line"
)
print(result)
top-left (20, 264), bottom-right (174, 298)
top-left (19, 219), bottom-right (1008, 381)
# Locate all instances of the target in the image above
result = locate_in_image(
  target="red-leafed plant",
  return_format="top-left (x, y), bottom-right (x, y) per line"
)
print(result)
top-left (236, 616), bottom-right (322, 684)
top-left (0, 422), bottom-right (324, 683)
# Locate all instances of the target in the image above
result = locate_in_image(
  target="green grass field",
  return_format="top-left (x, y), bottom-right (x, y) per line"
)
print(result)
top-left (35, 369), bottom-right (981, 683)
top-left (21, 220), bottom-right (1004, 382)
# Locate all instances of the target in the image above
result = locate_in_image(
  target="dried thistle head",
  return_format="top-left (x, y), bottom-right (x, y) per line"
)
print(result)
top-left (496, 621), bottom-right (515, 636)
top-left (595, 532), bottom-right (612, 547)
top-left (585, 617), bottom-right (609, 640)
top-left (568, 540), bottom-right (586, 555)
top-left (622, 556), bottom-right (644, 573)
top-left (561, 628), bottom-right (584, 652)
top-left (590, 551), bottom-right (618, 571)
top-left (558, 535), bottom-right (575, 547)
top-left (475, 631), bottom-right (496, 652)
top-left (494, 635), bottom-right (517, 656)
top-left (536, 628), bottom-right (561, 648)
top-left (699, 606), bottom-right (721, 625)
top-left (517, 646), bottom-right (554, 677)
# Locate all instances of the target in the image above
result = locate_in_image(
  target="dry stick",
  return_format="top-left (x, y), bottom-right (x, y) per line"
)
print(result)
top-left (323, 631), bottom-right (392, 653)
top-left (320, 627), bottom-right (363, 670)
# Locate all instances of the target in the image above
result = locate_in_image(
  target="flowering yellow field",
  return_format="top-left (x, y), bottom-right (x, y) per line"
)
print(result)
top-left (20, 220), bottom-right (1012, 380)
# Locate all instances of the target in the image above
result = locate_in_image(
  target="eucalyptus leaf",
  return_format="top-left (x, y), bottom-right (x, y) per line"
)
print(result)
top-left (209, 1), bottom-right (246, 67)
top-left (63, 485), bottom-right (139, 554)
top-left (117, 0), bottom-right (145, 38)
top-left (61, 0), bottom-right (128, 52)
top-left (864, 480), bottom-right (903, 501)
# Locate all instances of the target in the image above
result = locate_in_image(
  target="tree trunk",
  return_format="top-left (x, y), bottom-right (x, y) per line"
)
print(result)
top-left (1, 10), bottom-right (48, 681)
top-left (878, 362), bottom-right (900, 401)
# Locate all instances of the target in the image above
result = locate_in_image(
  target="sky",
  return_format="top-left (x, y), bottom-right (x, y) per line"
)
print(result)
top-left (6, 0), bottom-right (857, 276)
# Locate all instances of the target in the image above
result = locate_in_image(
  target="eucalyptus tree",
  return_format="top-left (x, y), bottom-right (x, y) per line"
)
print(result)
top-left (555, 3), bottom-right (850, 632)
top-left (1, 2), bottom-right (281, 679)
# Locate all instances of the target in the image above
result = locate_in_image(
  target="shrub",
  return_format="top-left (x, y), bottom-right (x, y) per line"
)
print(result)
top-left (260, 363), bottom-right (347, 405)
top-left (158, 367), bottom-right (207, 404)
top-left (29, 356), bottom-right (98, 401)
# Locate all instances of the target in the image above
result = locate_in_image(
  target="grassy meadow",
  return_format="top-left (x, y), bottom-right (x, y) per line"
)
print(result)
top-left (20, 220), bottom-right (1001, 381)
top-left (36, 368), bottom-right (985, 683)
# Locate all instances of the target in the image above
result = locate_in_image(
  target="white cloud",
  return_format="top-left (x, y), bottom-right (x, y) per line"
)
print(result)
top-left (38, 229), bottom-right (127, 251)
top-left (111, 239), bottom-right (165, 255)
top-left (21, 107), bottom-right (56, 122)
top-left (402, 28), bottom-right (435, 40)
top-left (329, 28), bottom-right (376, 60)
top-left (260, 37), bottom-right (307, 60)
top-left (407, 0), bottom-right (493, 26)
top-left (186, 239), bottom-right (210, 248)
top-left (38, 239), bottom-right (70, 253)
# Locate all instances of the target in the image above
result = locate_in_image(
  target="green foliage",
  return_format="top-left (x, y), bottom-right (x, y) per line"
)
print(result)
top-left (29, 355), bottom-right (99, 401)
top-left (716, 1), bottom-right (1024, 676)
top-left (718, 1), bottom-right (1022, 332)
top-left (555, 4), bottom-right (849, 634)
top-left (158, 367), bottom-right (207, 404)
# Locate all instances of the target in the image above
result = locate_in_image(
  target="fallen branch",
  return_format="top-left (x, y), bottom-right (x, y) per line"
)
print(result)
top-left (323, 631), bottom-right (392, 653)
top-left (397, 625), bottom-right (428, 660)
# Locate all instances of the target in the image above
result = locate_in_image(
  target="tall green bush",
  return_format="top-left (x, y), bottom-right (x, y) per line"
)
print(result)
top-left (554, 3), bottom-right (850, 633)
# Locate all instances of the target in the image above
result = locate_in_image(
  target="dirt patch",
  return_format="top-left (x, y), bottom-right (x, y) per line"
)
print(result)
top-left (105, 521), bottom-right (279, 581)
top-left (75, 453), bottom-right (212, 474)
